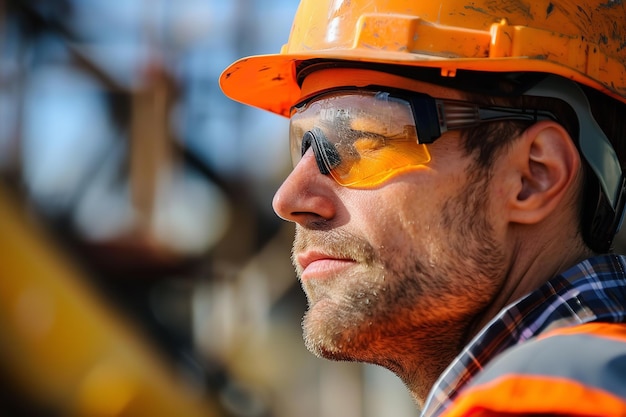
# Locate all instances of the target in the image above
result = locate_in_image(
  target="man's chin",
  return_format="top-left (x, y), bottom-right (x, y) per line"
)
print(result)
top-left (301, 308), bottom-right (365, 361)
top-left (312, 347), bottom-right (360, 362)
top-left (303, 330), bottom-right (357, 362)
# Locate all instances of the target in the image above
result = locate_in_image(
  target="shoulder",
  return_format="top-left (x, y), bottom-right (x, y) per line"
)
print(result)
top-left (441, 323), bottom-right (626, 417)
top-left (475, 322), bottom-right (626, 383)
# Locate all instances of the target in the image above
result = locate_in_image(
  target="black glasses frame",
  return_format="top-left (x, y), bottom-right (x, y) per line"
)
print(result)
top-left (293, 86), bottom-right (558, 146)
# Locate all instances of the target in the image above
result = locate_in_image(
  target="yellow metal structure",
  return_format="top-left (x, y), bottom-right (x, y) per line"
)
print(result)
top-left (0, 183), bottom-right (220, 417)
top-left (220, 0), bottom-right (626, 116)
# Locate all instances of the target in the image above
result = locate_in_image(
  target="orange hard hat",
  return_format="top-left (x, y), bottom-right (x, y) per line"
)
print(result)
top-left (220, 0), bottom-right (626, 117)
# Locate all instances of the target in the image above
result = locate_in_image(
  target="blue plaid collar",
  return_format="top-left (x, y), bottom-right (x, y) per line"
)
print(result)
top-left (421, 254), bottom-right (626, 417)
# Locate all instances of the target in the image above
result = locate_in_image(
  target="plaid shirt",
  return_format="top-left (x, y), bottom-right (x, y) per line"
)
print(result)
top-left (421, 254), bottom-right (626, 417)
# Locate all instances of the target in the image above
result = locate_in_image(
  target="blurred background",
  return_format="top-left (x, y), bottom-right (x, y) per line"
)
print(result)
top-left (0, 1), bottom-right (417, 416)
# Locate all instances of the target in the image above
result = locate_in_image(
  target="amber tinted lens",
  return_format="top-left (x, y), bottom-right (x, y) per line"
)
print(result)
top-left (289, 90), bottom-right (431, 187)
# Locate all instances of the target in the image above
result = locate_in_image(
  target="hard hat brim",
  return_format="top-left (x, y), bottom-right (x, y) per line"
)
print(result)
top-left (219, 50), bottom-right (620, 118)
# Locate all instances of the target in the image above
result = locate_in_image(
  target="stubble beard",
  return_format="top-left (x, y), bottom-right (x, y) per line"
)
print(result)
top-left (293, 169), bottom-right (506, 367)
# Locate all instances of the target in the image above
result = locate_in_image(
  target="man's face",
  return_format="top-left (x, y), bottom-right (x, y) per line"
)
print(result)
top-left (272, 71), bottom-right (510, 366)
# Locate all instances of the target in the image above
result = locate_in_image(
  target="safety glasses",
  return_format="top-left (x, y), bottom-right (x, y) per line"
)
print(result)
top-left (289, 87), bottom-right (555, 187)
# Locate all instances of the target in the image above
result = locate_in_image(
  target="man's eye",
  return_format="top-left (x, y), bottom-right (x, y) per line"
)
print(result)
top-left (353, 137), bottom-right (385, 153)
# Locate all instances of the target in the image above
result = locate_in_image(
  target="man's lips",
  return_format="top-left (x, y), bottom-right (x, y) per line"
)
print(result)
top-left (296, 251), bottom-right (356, 280)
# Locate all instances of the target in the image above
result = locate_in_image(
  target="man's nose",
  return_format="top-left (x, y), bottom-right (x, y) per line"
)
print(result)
top-left (272, 150), bottom-right (337, 224)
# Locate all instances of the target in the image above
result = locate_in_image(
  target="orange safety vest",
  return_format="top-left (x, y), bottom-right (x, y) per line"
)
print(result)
top-left (440, 322), bottom-right (626, 417)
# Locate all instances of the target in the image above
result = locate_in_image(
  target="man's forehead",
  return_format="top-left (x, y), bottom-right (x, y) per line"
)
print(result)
top-left (298, 67), bottom-right (465, 102)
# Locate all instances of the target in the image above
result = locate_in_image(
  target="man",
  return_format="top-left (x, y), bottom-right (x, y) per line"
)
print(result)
top-left (220, 0), bottom-right (626, 415)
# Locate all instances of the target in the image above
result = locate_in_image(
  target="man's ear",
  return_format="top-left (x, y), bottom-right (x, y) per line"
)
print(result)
top-left (507, 121), bottom-right (581, 225)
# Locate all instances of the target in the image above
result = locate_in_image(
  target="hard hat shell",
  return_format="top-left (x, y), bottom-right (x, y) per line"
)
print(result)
top-left (220, 0), bottom-right (626, 117)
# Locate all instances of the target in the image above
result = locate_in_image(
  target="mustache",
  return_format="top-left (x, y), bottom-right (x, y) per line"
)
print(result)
top-left (292, 226), bottom-right (377, 268)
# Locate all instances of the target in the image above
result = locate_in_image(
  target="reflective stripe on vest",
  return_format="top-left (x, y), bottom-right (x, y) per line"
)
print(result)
top-left (440, 322), bottom-right (626, 417)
